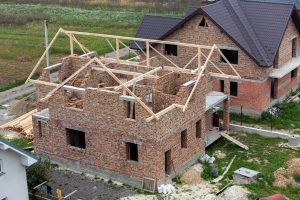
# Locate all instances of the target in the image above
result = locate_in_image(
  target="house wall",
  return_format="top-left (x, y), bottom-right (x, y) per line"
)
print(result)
top-left (33, 73), bottom-right (214, 185)
top-left (149, 14), bottom-right (300, 115)
top-left (0, 149), bottom-right (29, 200)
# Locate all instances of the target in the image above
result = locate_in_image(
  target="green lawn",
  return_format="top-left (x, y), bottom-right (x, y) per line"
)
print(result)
top-left (202, 133), bottom-right (300, 200)
top-left (0, 3), bottom-right (166, 90)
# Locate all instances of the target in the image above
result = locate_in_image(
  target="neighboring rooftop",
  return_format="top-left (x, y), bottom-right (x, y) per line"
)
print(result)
top-left (0, 137), bottom-right (38, 166)
top-left (132, 0), bottom-right (300, 67)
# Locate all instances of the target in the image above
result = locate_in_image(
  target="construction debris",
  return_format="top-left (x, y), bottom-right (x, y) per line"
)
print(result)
top-left (157, 184), bottom-right (175, 194)
top-left (0, 109), bottom-right (36, 140)
top-left (212, 155), bottom-right (236, 183)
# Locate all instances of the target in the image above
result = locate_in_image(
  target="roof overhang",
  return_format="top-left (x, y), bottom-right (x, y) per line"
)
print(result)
top-left (0, 139), bottom-right (38, 167)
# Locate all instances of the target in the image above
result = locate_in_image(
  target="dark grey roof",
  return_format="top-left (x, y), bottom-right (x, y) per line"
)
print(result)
top-left (0, 137), bottom-right (38, 160)
top-left (249, 0), bottom-right (300, 10)
top-left (130, 15), bottom-right (182, 49)
top-left (132, 0), bottom-right (300, 67)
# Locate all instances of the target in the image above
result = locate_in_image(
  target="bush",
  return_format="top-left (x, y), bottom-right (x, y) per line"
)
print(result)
top-left (26, 159), bottom-right (55, 191)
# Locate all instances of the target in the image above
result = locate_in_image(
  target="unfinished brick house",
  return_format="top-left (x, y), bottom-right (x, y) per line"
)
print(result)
top-left (132, 0), bottom-right (300, 116)
top-left (28, 28), bottom-right (241, 186)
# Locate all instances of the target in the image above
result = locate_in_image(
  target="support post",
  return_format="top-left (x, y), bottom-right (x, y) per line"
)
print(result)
top-left (198, 47), bottom-right (201, 70)
top-left (69, 33), bottom-right (74, 56)
top-left (223, 80), bottom-right (230, 131)
top-left (146, 40), bottom-right (150, 67)
top-left (116, 38), bottom-right (120, 63)
top-left (44, 20), bottom-right (50, 68)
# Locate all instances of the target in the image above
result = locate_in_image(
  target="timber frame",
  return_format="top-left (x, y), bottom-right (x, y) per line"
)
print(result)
top-left (27, 28), bottom-right (241, 122)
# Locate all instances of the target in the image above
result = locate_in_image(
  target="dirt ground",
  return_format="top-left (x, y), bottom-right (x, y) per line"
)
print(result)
top-left (273, 158), bottom-right (300, 188)
top-left (8, 93), bottom-right (36, 116)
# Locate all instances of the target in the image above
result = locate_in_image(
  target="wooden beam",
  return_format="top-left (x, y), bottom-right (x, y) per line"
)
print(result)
top-left (216, 47), bottom-right (241, 78)
top-left (40, 58), bottom-right (95, 101)
top-left (134, 41), bottom-right (147, 57)
top-left (149, 44), bottom-right (180, 69)
top-left (91, 67), bottom-right (158, 78)
top-left (183, 53), bottom-right (198, 69)
top-left (115, 66), bottom-right (162, 91)
top-left (116, 38), bottom-right (120, 63)
top-left (106, 38), bottom-right (116, 52)
top-left (63, 29), bottom-right (213, 49)
top-left (209, 73), bottom-right (240, 80)
top-left (69, 33), bottom-right (74, 56)
top-left (146, 104), bottom-right (183, 122)
top-left (119, 40), bottom-right (139, 57)
top-left (93, 58), bottom-right (158, 120)
top-left (26, 28), bottom-right (62, 83)
top-left (183, 45), bottom-right (216, 112)
top-left (198, 47), bottom-right (201, 70)
top-left (146, 40), bottom-right (150, 67)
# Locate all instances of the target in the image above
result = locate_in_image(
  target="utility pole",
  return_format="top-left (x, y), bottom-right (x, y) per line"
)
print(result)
top-left (44, 20), bottom-right (50, 68)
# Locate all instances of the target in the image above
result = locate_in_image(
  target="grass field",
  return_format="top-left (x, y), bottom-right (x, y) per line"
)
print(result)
top-left (0, 3), bottom-right (149, 88)
top-left (203, 133), bottom-right (300, 200)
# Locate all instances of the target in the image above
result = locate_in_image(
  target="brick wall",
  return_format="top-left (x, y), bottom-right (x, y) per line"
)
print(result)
top-left (34, 63), bottom-right (215, 185)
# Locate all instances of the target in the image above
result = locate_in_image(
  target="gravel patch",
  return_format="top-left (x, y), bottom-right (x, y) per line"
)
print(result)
top-left (42, 169), bottom-right (136, 200)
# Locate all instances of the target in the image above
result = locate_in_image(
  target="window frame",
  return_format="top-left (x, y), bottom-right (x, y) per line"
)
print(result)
top-left (164, 44), bottom-right (178, 56)
top-left (292, 37), bottom-right (297, 58)
top-left (181, 129), bottom-right (188, 148)
top-left (291, 68), bottom-right (298, 79)
top-left (230, 81), bottom-right (238, 97)
top-left (220, 49), bottom-right (239, 64)
top-left (66, 128), bottom-right (86, 149)
top-left (126, 142), bottom-right (138, 162)
top-left (196, 120), bottom-right (202, 139)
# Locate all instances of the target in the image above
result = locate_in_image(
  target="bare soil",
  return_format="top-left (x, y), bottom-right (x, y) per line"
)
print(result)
top-left (273, 158), bottom-right (300, 188)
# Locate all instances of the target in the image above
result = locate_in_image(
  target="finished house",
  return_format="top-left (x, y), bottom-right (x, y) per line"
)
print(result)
top-left (0, 138), bottom-right (38, 200)
top-left (132, 0), bottom-right (300, 116)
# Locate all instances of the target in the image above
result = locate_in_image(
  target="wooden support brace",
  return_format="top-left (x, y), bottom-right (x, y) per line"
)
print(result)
top-left (216, 47), bottom-right (241, 78)
top-left (149, 44), bottom-right (180, 69)
top-left (119, 40), bottom-right (139, 57)
top-left (106, 38), bottom-right (116, 52)
top-left (69, 33), bottom-right (74, 56)
top-left (116, 38), bottom-right (120, 63)
top-left (40, 58), bottom-right (95, 101)
top-left (114, 67), bottom-right (162, 91)
top-left (26, 28), bottom-right (62, 83)
top-left (146, 104), bottom-right (184, 122)
top-left (146, 40), bottom-right (150, 67)
top-left (183, 45), bottom-right (216, 112)
top-left (91, 67), bottom-right (158, 78)
top-left (183, 53), bottom-right (198, 69)
top-left (93, 58), bottom-right (158, 120)
top-left (134, 41), bottom-right (147, 57)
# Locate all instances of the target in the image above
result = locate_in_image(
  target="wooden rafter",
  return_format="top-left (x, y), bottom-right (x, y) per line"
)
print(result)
top-left (216, 46), bottom-right (241, 78)
top-left (40, 58), bottom-right (96, 101)
top-left (149, 44), bottom-right (180, 68)
top-left (119, 40), bottom-right (139, 57)
top-left (114, 67), bottom-right (162, 91)
top-left (26, 28), bottom-right (62, 83)
top-left (93, 58), bottom-right (159, 120)
top-left (183, 45), bottom-right (216, 112)
top-left (91, 67), bottom-right (159, 78)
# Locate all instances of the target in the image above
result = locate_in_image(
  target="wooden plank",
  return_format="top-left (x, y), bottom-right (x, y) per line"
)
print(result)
top-left (115, 67), bottom-right (162, 91)
top-left (146, 104), bottom-right (183, 122)
top-left (40, 58), bottom-right (95, 101)
top-left (183, 45), bottom-right (216, 112)
top-left (146, 40), bottom-right (150, 67)
top-left (209, 73), bottom-right (240, 80)
top-left (133, 41), bottom-right (147, 57)
top-left (116, 38), bottom-right (120, 63)
top-left (91, 67), bottom-right (158, 78)
top-left (220, 132), bottom-right (249, 150)
top-left (94, 58), bottom-right (159, 120)
top-left (213, 155), bottom-right (236, 183)
top-left (106, 38), bottom-right (116, 52)
top-left (63, 29), bottom-right (213, 49)
top-left (216, 47), bottom-right (241, 78)
top-left (119, 40), bottom-right (139, 57)
top-left (183, 53), bottom-right (198, 69)
top-left (149, 44), bottom-right (180, 69)
top-left (69, 33), bottom-right (74, 56)
top-left (26, 28), bottom-right (62, 83)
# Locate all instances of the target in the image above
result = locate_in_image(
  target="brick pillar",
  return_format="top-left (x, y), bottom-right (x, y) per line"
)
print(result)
top-left (223, 80), bottom-right (230, 131)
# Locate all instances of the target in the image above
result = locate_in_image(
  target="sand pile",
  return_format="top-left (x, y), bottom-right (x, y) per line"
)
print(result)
top-left (273, 158), bottom-right (300, 188)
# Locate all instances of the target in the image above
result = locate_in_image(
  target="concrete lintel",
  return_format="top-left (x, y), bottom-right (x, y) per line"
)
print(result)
top-left (119, 95), bottom-right (136, 102)
top-left (62, 85), bottom-right (86, 92)
top-left (183, 80), bottom-right (196, 87)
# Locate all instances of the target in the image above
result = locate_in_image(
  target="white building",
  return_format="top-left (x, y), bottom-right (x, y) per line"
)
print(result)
top-left (0, 138), bottom-right (38, 200)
